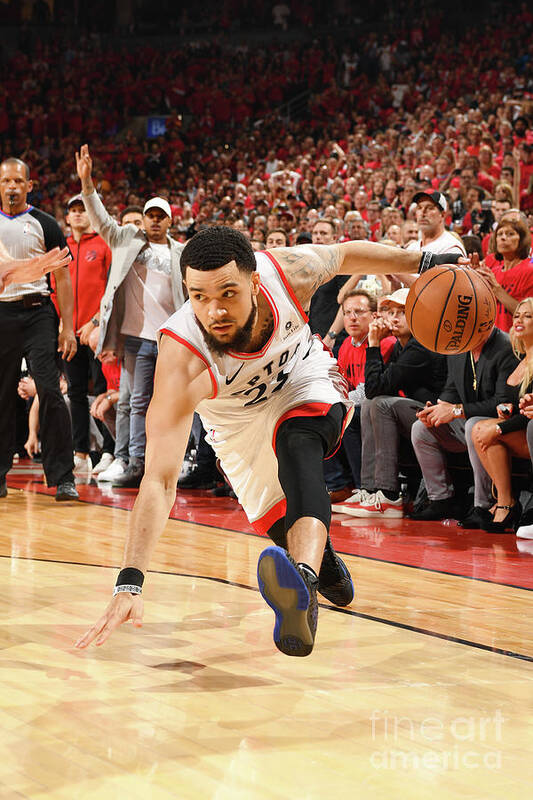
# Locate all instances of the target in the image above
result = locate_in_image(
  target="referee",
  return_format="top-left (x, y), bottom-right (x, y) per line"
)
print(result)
top-left (0, 157), bottom-right (78, 501)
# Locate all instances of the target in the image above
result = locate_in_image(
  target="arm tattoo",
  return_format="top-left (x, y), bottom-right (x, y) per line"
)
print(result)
top-left (276, 246), bottom-right (342, 306)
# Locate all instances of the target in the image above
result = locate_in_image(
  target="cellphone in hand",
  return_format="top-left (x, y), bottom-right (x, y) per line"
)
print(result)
top-left (497, 403), bottom-right (512, 417)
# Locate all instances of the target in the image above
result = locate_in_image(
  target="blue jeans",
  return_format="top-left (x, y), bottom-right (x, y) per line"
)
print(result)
top-left (123, 336), bottom-right (158, 462)
top-left (114, 363), bottom-right (131, 463)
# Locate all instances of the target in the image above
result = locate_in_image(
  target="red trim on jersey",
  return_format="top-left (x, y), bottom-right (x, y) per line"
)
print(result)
top-left (252, 498), bottom-right (287, 535)
top-left (160, 328), bottom-right (218, 399)
top-left (228, 283), bottom-right (279, 360)
top-left (263, 250), bottom-right (309, 323)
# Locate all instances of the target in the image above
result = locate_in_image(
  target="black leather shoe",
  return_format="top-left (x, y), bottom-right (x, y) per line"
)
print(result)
top-left (457, 506), bottom-right (493, 530)
top-left (56, 481), bottom-right (79, 502)
top-left (112, 462), bottom-right (144, 488)
top-left (485, 501), bottom-right (522, 534)
top-left (177, 470), bottom-right (219, 490)
top-left (410, 498), bottom-right (456, 521)
top-left (0, 479), bottom-right (7, 499)
top-left (328, 485), bottom-right (354, 504)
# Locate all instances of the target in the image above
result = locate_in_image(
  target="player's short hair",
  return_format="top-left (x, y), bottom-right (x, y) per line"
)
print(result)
top-left (0, 157), bottom-right (30, 179)
top-left (180, 225), bottom-right (256, 278)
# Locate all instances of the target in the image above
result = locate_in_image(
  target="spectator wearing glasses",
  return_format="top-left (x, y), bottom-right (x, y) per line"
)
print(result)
top-left (335, 288), bottom-right (447, 518)
top-left (330, 289), bottom-right (395, 499)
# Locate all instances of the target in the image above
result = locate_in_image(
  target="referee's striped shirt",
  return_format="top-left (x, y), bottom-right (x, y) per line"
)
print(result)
top-left (0, 205), bottom-right (68, 301)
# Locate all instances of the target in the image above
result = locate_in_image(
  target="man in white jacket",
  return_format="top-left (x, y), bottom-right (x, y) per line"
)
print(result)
top-left (76, 145), bottom-right (186, 488)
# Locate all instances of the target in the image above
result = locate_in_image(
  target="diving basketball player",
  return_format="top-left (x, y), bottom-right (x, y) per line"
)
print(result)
top-left (75, 209), bottom-right (459, 656)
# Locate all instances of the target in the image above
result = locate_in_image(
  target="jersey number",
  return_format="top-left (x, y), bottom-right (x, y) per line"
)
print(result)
top-left (239, 370), bottom-right (288, 407)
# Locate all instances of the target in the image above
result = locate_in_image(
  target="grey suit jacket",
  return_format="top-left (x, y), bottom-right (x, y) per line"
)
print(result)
top-left (83, 190), bottom-right (186, 355)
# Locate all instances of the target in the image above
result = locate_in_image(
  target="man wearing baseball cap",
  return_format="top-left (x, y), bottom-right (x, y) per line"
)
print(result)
top-left (76, 145), bottom-right (186, 488)
top-left (388, 190), bottom-right (467, 290)
top-left (406, 191), bottom-right (466, 257)
top-left (63, 194), bottom-right (113, 477)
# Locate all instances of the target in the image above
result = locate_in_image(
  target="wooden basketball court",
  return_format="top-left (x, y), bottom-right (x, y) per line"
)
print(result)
top-left (1, 460), bottom-right (532, 799)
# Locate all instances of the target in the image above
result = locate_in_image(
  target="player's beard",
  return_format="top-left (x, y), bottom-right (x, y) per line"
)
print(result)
top-left (196, 295), bottom-right (258, 357)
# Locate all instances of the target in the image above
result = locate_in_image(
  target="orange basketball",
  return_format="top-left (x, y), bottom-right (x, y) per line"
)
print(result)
top-left (405, 265), bottom-right (497, 354)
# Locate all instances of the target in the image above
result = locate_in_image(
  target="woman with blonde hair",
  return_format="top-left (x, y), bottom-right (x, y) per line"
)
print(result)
top-left (471, 298), bottom-right (533, 532)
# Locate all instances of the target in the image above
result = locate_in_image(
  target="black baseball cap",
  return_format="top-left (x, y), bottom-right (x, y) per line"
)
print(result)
top-left (413, 191), bottom-right (447, 212)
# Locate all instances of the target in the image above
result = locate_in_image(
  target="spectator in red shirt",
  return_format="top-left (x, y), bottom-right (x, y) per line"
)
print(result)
top-left (63, 194), bottom-right (113, 474)
top-left (477, 218), bottom-right (533, 332)
top-left (482, 198), bottom-right (512, 256)
top-left (331, 290), bottom-right (395, 497)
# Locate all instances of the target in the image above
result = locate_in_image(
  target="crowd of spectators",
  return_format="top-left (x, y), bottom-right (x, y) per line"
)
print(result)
top-left (0, 2), bottom-right (531, 236)
top-left (2, 1), bottom-right (533, 536)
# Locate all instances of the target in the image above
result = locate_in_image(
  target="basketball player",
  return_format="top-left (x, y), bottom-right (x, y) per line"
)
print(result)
top-left (75, 222), bottom-right (459, 657)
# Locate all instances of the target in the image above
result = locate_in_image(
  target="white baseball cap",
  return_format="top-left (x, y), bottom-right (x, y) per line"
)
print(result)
top-left (387, 287), bottom-right (410, 307)
top-left (143, 197), bottom-right (172, 218)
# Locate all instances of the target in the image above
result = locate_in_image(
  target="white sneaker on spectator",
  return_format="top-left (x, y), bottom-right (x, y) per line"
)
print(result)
top-left (332, 488), bottom-right (372, 514)
top-left (97, 458), bottom-right (127, 482)
top-left (339, 489), bottom-right (404, 518)
top-left (73, 454), bottom-right (91, 474)
top-left (92, 452), bottom-right (114, 476)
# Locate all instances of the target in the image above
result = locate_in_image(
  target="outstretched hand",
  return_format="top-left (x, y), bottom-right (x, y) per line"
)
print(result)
top-left (75, 144), bottom-right (93, 185)
top-left (74, 592), bottom-right (144, 649)
top-left (0, 246), bottom-right (71, 291)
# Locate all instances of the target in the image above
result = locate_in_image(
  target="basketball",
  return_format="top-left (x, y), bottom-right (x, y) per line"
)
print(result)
top-left (405, 265), bottom-right (497, 354)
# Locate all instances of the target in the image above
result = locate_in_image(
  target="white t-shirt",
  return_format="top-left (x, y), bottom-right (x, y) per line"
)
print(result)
top-left (406, 230), bottom-right (466, 256)
top-left (121, 243), bottom-right (174, 341)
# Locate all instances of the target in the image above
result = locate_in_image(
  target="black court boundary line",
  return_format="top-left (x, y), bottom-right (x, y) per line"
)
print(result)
top-left (1, 553), bottom-right (532, 663)
top-left (6, 480), bottom-right (533, 593)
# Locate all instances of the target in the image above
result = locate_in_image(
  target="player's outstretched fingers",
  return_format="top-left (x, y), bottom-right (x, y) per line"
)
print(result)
top-left (74, 613), bottom-right (112, 649)
top-left (74, 594), bottom-right (144, 648)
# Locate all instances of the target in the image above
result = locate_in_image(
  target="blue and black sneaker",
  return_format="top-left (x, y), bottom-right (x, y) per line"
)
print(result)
top-left (257, 546), bottom-right (318, 657)
top-left (318, 541), bottom-right (355, 607)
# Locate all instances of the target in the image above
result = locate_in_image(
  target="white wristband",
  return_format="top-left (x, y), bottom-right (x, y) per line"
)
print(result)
top-left (113, 584), bottom-right (142, 596)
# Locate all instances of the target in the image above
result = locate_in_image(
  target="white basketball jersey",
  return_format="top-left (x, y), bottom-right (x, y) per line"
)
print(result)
top-left (160, 250), bottom-right (351, 531)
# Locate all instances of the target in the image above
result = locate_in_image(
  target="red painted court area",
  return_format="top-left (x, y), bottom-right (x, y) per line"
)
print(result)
top-left (6, 460), bottom-right (533, 590)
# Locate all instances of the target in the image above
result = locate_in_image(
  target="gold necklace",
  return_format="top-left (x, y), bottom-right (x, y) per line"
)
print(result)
top-left (470, 351), bottom-right (477, 392)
